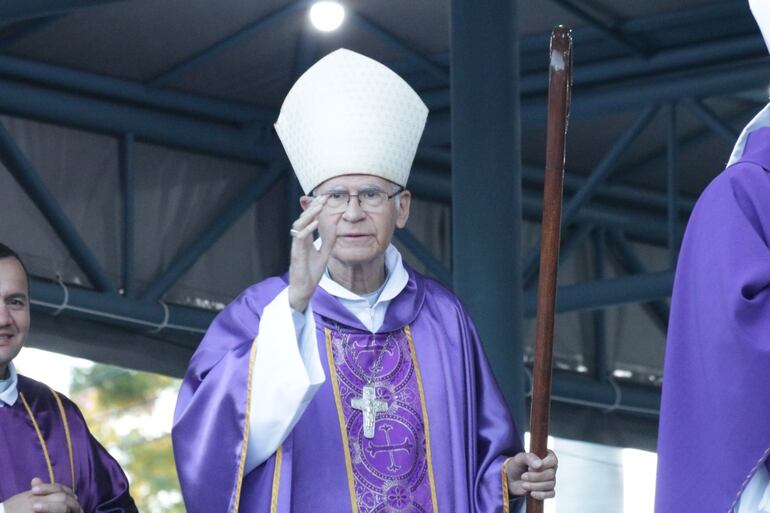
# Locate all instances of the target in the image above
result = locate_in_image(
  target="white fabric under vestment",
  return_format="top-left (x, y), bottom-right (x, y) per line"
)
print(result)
top-left (244, 244), bottom-right (409, 472)
top-left (737, 464), bottom-right (770, 513)
top-left (0, 362), bottom-right (18, 407)
top-left (0, 360), bottom-right (11, 512)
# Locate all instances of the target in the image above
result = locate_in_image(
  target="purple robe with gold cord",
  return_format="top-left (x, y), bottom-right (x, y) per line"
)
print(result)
top-left (0, 375), bottom-right (137, 512)
top-left (173, 265), bottom-right (524, 513)
top-left (655, 127), bottom-right (770, 512)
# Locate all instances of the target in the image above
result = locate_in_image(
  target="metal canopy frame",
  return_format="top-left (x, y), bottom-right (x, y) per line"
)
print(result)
top-left (0, 0), bottom-right (763, 417)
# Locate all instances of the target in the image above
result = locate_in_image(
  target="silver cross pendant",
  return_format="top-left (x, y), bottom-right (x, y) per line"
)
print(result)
top-left (351, 385), bottom-right (388, 438)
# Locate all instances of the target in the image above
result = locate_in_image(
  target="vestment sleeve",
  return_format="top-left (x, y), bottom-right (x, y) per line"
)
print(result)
top-left (172, 281), bottom-right (323, 513)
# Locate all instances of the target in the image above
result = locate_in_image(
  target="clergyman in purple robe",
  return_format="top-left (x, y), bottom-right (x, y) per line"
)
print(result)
top-left (655, 2), bottom-right (770, 512)
top-left (172, 49), bottom-right (558, 513)
top-left (0, 243), bottom-right (138, 513)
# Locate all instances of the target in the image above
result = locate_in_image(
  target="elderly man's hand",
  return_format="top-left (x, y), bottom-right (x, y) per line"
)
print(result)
top-left (506, 450), bottom-right (558, 500)
top-left (288, 195), bottom-right (338, 312)
top-left (4, 478), bottom-right (83, 513)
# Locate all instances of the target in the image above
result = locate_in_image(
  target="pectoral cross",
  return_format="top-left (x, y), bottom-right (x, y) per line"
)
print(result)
top-left (351, 385), bottom-right (388, 438)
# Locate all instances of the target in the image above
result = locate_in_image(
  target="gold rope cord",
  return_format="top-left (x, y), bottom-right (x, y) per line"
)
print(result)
top-left (50, 388), bottom-right (76, 492)
top-left (501, 456), bottom-right (513, 513)
top-left (270, 447), bottom-right (283, 513)
top-left (19, 391), bottom-right (55, 484)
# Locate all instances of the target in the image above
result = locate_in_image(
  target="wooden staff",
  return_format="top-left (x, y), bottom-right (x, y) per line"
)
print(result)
top-left (527, 25), bottom-right (572, 513)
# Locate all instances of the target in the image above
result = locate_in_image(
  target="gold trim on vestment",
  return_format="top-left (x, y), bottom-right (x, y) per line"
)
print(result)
top-left (233, 339), bottom-right (259, 513)
top-left (270, 447), bottom-right (283, 513)
top-left (501, 456), bottom-right (513, 513)
top-left (19, 391), bottom-right (54, 484)
top-left (50, 388), bottom-right (76, 492)
top-left (325, 327), bottom-right (360, 513)
top-left (403, 325), bottom-right (439, 513)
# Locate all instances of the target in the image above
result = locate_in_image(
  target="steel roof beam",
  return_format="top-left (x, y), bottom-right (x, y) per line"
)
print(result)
top-left (0, 122), bottom-right (116, 292)
top-left (542, 60), bottom-right (770, 122)
top-left (0, 14), bottom-right (63, 48)
top-left (139, 160), bottom-right (287, 302)
top-left (147, 0), bottom-right (310, 89)
top-left (605, 230), bottom-right (669, 334)
top-left (522, 192), bottom-right (671, 247)
top-left (521, 165), bottom-right (697, 216)
top-left (0, 77), bottom-right (274, 162)
top-left (119, 133), bottom-right (135, 298)
top-left (529, 371), bottom-right (660, 418)
top-left (403, 1), bottom-right (752, 77)
top-left (591, 230), bottom-right (608, 382)
top-left (683, 97), bottom-right (740, 145)
top-left (618, 104), bottom-right (758, 180)
top-left (0, 0), bottom-right (129, 22)
top-left (407, 165), bottom-right (684, 247)
top-left (25, 253), bottom-right (671, 348)
top-left (393, 229), bottom-right (452, 287)
top-left (522, 105), bottom-right (658, 280)
top-left (422, 58), bottom-right (770, 125)
top-left (0, 54), bottom-right (273, 123)
top-left (522, 222), bottom-right (595, 290)
top-left (0, 2), bottom-right (753, 129)
top-left (666, 103), bottom-right (681, 269)
top-left (30, 277), bottom-right (213, 340)
top-left (518, 34), bottom-right (765, 98)
top-left (351, 12), bottom-right (449, 83)
top-left (548, 0), bottom-right (651, 59)
top-left (523, 270), bottom-right (674, 317)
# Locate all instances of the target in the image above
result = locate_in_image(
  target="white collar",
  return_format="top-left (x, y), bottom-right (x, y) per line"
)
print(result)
top-left (728, 102), bottom-right (770, 166)
top-left (0, 361), bottom-right (19, 407)
top-left (318, 243), bottom-right (409, 305)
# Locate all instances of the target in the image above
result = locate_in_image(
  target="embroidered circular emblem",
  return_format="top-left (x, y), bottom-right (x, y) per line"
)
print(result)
top-left (383, 482), bottom-right (412, 511)
top-left (361, 417), bottom-right (418, 480)
top-left (342, 334), bottom-right (408, 388)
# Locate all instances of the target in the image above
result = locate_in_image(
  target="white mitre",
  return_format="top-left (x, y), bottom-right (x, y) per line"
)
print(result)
top-left (728, 0), bottom-right (770, 165)
top-left (275, 48), bottom-right (429, 194)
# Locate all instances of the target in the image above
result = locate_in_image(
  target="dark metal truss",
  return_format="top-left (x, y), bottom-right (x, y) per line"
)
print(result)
top-left (0, 0), bottom-right (762, 416)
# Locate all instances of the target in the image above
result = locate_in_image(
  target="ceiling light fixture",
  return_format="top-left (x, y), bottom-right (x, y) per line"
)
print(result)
top-left (309, 1), bottom-right (345, 32)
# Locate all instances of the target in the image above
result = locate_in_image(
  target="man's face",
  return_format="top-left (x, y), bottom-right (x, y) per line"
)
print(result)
top-left (302, 174), bottom-right (411, 267)
top-left (0, 257), bottom-right (30, 377)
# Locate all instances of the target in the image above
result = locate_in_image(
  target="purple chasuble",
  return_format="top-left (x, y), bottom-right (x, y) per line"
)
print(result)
top-left (173, 265), bottom-right (524, 513)
top-left (0, 375), bottom-right (137, 512)
top-left (655, 127), bottom-right (770, 512)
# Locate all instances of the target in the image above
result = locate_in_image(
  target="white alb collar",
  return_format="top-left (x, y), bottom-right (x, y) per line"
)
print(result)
top-left (0, 361), bottom-right (19, 407)
top-left (728, 102), bottom-right (770, 167)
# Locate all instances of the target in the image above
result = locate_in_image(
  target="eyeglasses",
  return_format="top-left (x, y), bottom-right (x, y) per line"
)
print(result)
top-left (314, 187), bottom-right (404, 212)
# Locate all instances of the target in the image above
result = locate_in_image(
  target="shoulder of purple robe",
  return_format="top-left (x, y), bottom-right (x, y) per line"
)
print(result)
top-left (655, 133), bottom-right (770, 513)
top-left (172, 275), bottom-right (287, 513)
top-left (184, 275), bottom-right (289, 379)
top-left (414, 272), bottom-right (526, 511)
top-left (16, 375), bottom-right (138, 513)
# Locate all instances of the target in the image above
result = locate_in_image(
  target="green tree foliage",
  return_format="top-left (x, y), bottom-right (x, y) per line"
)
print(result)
top-left (70, 364), bottom-right (185, 513)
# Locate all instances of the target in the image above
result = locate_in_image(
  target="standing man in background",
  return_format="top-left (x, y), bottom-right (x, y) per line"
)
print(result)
top-left (0, 242), bottom-right (138, 513)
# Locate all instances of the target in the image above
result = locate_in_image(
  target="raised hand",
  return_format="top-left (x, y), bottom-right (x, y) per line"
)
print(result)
top-left (288, 195), bottom-right (339, 312)
top-left (506, 450), bottom-right (558, 500)
top-left (4, 477), bottom-right (83, 513)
